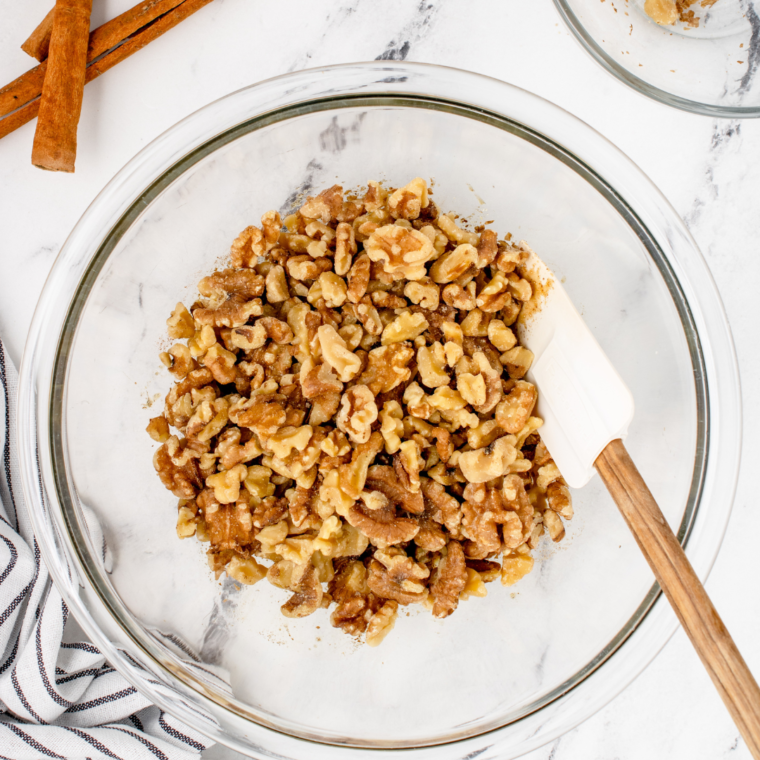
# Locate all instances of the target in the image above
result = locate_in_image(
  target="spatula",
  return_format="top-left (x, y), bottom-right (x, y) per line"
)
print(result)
top-left (515, 244), bottom-right (760, 758)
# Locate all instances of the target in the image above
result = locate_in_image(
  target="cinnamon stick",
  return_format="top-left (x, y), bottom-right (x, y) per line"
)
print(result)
top-left (21, 7), bottom-right (56, 62)
top-left (0, 0), bottom-right (189, 122)
top-left (31, 0), bottom-right (93, 172)
top-left (0, 0), bottom-right (215, 143)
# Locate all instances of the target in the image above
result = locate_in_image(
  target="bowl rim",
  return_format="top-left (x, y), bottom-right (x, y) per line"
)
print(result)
top-left (552, 0), bottom-right (760, 118)
top-left (17, 61), bottom-right (742, 759)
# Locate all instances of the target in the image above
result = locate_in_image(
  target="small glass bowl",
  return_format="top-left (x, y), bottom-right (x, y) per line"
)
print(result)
top-left (18, 63), bottom-right (741, 759)
top-left (554, 0), bottom-right (760, 117)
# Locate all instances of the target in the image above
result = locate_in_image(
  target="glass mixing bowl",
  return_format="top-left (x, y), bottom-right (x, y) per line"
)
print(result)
top-left (17, 63), bottom-right (740, 759)
top-left (554, 0), bottom-right (760, 117)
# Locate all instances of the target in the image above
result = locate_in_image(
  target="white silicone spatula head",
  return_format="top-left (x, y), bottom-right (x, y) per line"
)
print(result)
top-left (514, 243), bottom-right (635, 489)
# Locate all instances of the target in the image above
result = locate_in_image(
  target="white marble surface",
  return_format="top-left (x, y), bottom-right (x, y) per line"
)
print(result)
top-left (1, 0), bottom-right (759, 758)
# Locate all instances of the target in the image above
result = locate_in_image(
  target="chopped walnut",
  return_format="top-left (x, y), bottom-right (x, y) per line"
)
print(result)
top-left (338, 431), bottom-right (384, 500)
top-left (460, 567), bottom-right (488, 600)
top-left (457, 372), bottom-right (486, 407)
top-left (397, 440), bottom-right (423, 494)
top-left (466, 419), bottom-right (502, 450)
top-left (351, 295), bottom-right (383, 337)
top-left (227, 554), bottom-right (267, 585)
top-left (501, 346), bottom-right (534, 379)
top-left (442, 283), bottom-right (476, 310)
top-left (547, 480), bottom-right (573, 520)
top-left (346, 500), bottom-right (420, 548)
top-left (476, 229), bottom-right (498, 268)
top-left (194, 294), bottom-right (262, 329)
top-left (381, 310), bottom-right (429, 345)
top-left (313, 517), bottom-right (369, 559)
top-left (365, 225), bottom-right (436, 281)
top-left (429, 540), bottom-right (467, 618)
top-left (388, 177), bottom-right (429, 220)
top-left (379, 400), bottom-right (404, 454)
top-left (371, 290), bottom-right (406, 309)
top-left (202, 494), bottom-right (257, 554)
top-left (328, 560), bottom-right (376, 635)
top-left (206, 464), bottom-right (247, 504)
top-left (146, 415), bottom-right (170, 443)
top-left (346, 253), bottom-right (371, 304)
top-left (367, 551), bottom-right (429, 605)
top-left (460, 308), bottom-right (490, 338)
top-left (436, 214), bottom-right (479, 246)
top-left (487, 319), bottom-right (516, 353)
top-left (358, 343), bottom-right (414, 395)
top-left (309, 392), bottom-right (341, 427)
top-left (229, 392), bottom-right (287, 441)
top-left (417, 342), bottom-right (450, 389)
top-left (365, 600), bottom-right (399, 646)
top-left (318, 325), bottom-right (362, 382)
top-left (495, 381), bottom-right (537, 434)
top-left (287, 255), bottom-right (332, 281)
top-left (230, 226), bottom-right (269, 268)
top-left (282, 562), bottom-right (323, 618)
top-left (461, 486), bottom-right (504, 557)
top-left (267, 425), bottom-right (313, 460)
top-left (365, 464), bottom-right (424, 515)
top-left (336, 385), bottom-right (378, 444)
top-left (198, 268), bottom-right (265, 303)
top-left (150, 178), bottom-right (571, 646)
top-left (459, 436), bottom-right (518, 483)
top-left (300, 185), bottom-right (343, 224)
top-left (203, 344), bottom-right (237, 384)
top-left (404, 278), bottom-right (439, 310)
top-left (501, 546), bottom-right (534, 586)
top-left (507, 273), bottom-right (532, 302)
top-left (299, 366), bottom-right (339, 412)
top-left (257, 316), bottom-right (293, 344)
top-left (154, 441), bottom-right (202, 498)
top-left (334, 222), bottom-right (357, 276)
top-left (471, 351), bottom-right (503, 414)
top-left (476, 272), bottom-right (511, 313)
top-left (319, 271), bottom-right (348, 308)
top-left (429, 244), bottom-right (478, 284)
top-left (244, 464), bottom-right (275, 502)
top-left (543, 509), bottom-right (565, 542)
top-left (229, 325), bottom-right (266, 351)
top-left (167, 303), bottom-right (195, 340)
top-left (176, 505), bottom-right (197, 538)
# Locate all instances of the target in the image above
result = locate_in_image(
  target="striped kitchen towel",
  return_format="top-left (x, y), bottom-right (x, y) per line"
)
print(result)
top-left (0, 339), bottom-right (218, 760)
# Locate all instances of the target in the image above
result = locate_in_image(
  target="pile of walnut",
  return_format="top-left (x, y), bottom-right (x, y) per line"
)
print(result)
top-left (147, 178), bottom-right (573, 647)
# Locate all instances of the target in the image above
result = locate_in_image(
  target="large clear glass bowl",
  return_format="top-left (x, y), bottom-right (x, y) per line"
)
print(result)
top-left (554, 0), bottom-right (760, 117)
top-left (17, 63), bottom-right (741, 759)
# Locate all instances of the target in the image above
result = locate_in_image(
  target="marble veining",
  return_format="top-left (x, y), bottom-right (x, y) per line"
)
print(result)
top-left (738, 0), bottom-right (760, 93)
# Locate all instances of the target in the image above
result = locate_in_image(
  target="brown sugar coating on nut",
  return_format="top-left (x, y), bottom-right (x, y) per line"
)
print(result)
top-left (148, 177), bottom-right (573, 646)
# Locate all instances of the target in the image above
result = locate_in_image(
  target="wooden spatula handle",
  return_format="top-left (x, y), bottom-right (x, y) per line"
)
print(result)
top-left (595, 439), bottom-right (760, 758)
